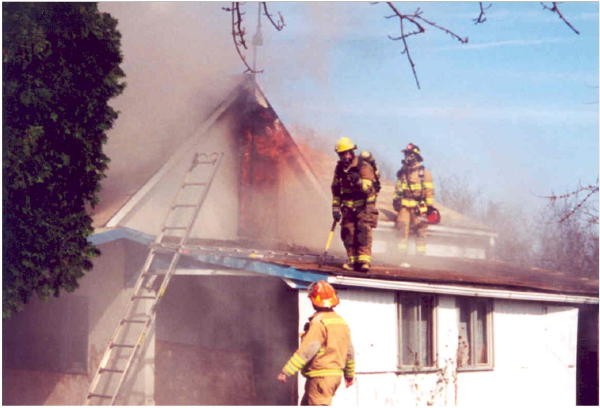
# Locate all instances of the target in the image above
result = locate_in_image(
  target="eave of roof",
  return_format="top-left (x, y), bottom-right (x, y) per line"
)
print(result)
top-left (90, 227), bottom-right (599, 304)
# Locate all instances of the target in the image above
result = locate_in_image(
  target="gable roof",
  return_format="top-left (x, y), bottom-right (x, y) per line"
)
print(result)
top-left (92, 75), bottom-right (328, 247)
top-left (89, 75), bottom-right (597, 304)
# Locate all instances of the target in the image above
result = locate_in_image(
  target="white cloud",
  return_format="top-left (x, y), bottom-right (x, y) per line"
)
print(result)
top-left (289, 98), bottom-right (598, 127)
top-left (439, 37), bottom-right (567, 51)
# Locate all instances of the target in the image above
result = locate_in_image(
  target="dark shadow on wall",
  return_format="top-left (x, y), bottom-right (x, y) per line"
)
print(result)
top-left (2, 295), bottom-right (89, 405)
top-left (155, 274), bottom-right (299, 405)
top-left (577, 304), bottom-right (599, 406)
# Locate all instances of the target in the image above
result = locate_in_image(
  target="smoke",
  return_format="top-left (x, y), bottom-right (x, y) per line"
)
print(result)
top-left (98, 2), bottom-right (241, 196)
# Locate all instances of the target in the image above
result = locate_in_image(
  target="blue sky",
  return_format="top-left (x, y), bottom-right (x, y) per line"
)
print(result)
top-left (100, 1), bottom-right (598, 213)
top-left (252, 2), bottom-right (598, 210)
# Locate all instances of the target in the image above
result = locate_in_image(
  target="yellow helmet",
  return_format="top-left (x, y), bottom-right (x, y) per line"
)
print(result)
top-left (335, 137), bottom-right (357, 153)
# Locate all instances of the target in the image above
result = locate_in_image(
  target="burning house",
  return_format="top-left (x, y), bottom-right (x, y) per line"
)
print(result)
top-left (3, 75), bottom-right (598, 406)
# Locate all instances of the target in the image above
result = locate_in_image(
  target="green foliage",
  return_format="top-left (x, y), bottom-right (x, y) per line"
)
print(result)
top-left (2, 3), bottom-right (125, 318)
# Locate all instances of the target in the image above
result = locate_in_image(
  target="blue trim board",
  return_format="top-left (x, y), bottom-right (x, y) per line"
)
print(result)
top-left (192, 252), bottom-right (328, 284)
top-left (89, 226), bottom-right (153, 246)
top-left (89, 227), bottom-right (327, 285)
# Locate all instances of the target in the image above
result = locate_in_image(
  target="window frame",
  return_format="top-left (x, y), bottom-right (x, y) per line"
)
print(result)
top-left (456, 297), bottom-right (494, 371)
top-left (396, 292), bottom-right (438, 372)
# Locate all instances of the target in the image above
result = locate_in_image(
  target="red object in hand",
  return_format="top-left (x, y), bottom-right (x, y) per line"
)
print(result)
top-left (427, 206), bottom-right (441, 224)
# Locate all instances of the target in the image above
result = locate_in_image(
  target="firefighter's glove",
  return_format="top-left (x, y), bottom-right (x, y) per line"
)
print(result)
top-left (332, 207), bottom-right (342, 222)
top-left (393, 197), bottom-right (401, 212)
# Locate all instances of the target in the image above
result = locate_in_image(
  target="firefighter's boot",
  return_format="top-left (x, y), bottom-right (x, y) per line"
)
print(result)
top-left (342, 255), bottom-right (357, 271)
top-left (357, 262), bottom-right (371, 272)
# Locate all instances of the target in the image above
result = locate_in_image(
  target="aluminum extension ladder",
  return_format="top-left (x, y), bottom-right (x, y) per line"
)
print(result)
top-left (85, 152), bottom-right (224, 405)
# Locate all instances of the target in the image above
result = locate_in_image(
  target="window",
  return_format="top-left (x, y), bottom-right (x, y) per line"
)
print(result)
top-left (397, 293), bottom-right (436, 370)
top-left (457, 297), bottom-right (493, 370)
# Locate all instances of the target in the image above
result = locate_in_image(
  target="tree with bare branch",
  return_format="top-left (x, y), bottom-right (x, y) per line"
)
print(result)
top-left (543, 181), bottom-right (599, 225)
top-left (225, 2), bottom-right (581, 88)
top-left (222, 2), bottom-right (285, 74)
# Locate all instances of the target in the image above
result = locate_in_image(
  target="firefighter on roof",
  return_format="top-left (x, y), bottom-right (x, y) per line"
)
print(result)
top-left (277, 281), bottom-right (355, 406)
top-left (330, 137), bottom-right (379, 272)
top-left (393, 143), bottom-right (436, 255)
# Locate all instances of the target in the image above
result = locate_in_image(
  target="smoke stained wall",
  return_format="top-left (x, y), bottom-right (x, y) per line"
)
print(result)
top-left (155, 275), bottom-right (299, 405)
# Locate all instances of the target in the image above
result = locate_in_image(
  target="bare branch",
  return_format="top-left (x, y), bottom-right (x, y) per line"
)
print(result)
top-left (262, 2), bottom-right (285, 31)
top-left (399, 13), bottom-right (421, 90)
top-left (544, 183), bottom-right (599, 202)
top-left (541, 180), bottom-right (599, 224)
top-left (473, 2), bottom-right (492, 25)
top-left (224, 2), bottom-right (263, 74)
top-left (540, 2), bottom-right (580, 35)
top-left (385, 2), bottom-right (423, 89)
top-left (383, 2), bottom-right (468, 89)
top-left (558, 187), bottom-right (598, 223)
top-left (417, 11), bottom-right (469, 43)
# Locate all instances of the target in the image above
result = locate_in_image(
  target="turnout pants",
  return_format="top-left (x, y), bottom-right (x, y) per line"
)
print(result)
top-left (395, 206), bottom-right (428, 254)
top-left (301, 376), bottom-right (342, 406)
top-left (340, 204), bottom-right (378, 265)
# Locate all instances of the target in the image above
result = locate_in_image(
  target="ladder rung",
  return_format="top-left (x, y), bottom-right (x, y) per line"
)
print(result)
top-left (141, 271), bottom-right (164, 278)
top-left (100, 367), bottom-right (125, 374)
top-left (150, 243), bottom-right (178, 250)
top-left (131, 295), bottom-right (156, 300)
top-left (85, 152), bottom-right (223, 406)
top-left (110, 343), bottom-right (136, 349)
top-left (121, 318), bottom-right (149, 324)
top-left (88, 393), bottom-right (114, 400)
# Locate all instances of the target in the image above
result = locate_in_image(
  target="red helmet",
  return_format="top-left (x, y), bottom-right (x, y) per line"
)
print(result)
top-left (308, 281), bottom-right (339, 308)
top-left (427, 206), bottom-right (441, 224)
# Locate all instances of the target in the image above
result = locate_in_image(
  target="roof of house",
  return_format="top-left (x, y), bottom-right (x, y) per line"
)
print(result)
top-left (89, 75), bottom-right (598, 304)
top-left (91, 227), bottom-right (598, 303)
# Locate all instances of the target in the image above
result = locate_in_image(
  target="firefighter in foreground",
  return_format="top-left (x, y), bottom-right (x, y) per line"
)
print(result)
top-left (393, 143), bottom-right (435, 255)
top-left (330, 137), bottom-right (379, 272)
top-left (277, 281), bottom-right (355, 405)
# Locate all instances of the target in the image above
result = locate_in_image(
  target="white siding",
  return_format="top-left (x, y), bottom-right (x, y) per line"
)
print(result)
top-left (456, 301), bottom-right (578, 407)
top-left (335, 288), bottom-right (398, 373)
top-left (297, 288), bottom-right (580, 408)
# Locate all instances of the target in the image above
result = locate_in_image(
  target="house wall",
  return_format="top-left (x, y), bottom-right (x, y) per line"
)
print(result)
top-left (2, 239), bottom-right (152, 405)
top-left (296, 288), bottom-right (579, 407)
top-left (122, 116), bottom-right (241, 241)
top-left (577, 304), bottom-right (599, 405)
top-left (154, 274), bottom-right (299, 405)
top-left (277, 160), bottom-right (332, 252)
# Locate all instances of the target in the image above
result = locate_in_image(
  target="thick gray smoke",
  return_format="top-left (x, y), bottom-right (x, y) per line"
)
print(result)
top-left (98, 2), bottom-right (241, 200)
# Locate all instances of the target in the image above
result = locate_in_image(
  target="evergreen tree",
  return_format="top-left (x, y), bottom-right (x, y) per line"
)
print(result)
top-left (2, 3), bottom-right (125, 317)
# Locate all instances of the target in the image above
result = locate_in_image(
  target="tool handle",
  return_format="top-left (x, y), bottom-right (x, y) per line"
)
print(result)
top-left (326, 219), bottom-right (338, 247)
top-left (329, 219), bottom-right (338, 232)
